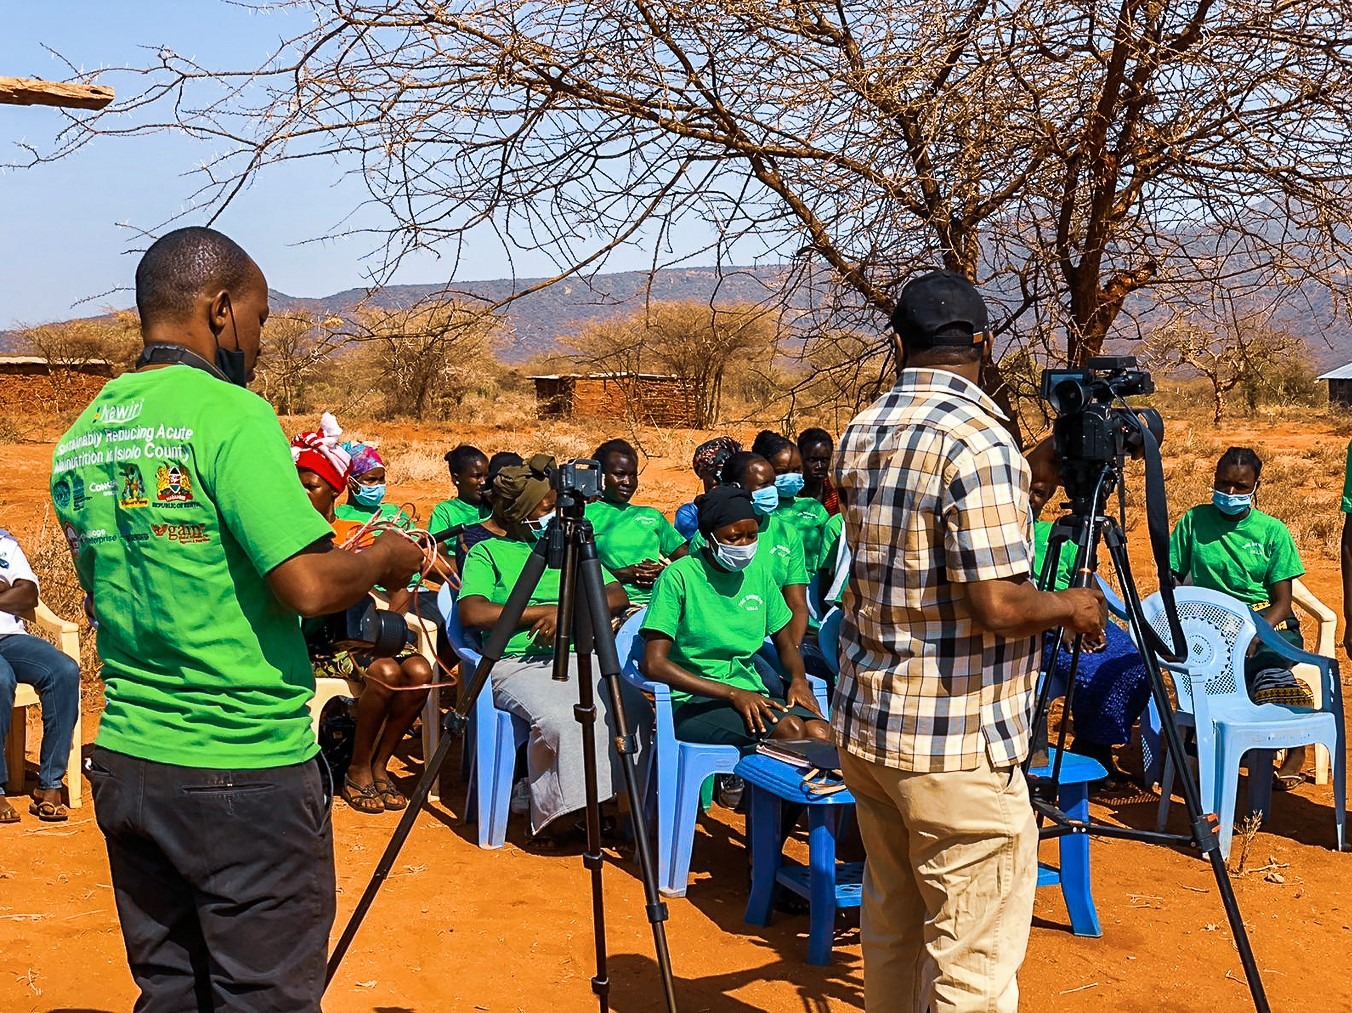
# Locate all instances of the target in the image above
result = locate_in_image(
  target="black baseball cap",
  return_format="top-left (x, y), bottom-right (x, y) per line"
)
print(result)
top-left (890, 270), bottom-right (989, 348)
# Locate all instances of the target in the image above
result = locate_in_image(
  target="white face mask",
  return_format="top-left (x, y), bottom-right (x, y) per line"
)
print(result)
top-left (710, 536), bottom-right (757, 571)
top-left (525, 510), bottom-right (556, 539)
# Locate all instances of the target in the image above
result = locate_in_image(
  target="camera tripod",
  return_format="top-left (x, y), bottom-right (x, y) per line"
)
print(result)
top-left (1027, 427), bottom-right (1270, 1013)
top-left (325, 482), bottom-right (679, 1013)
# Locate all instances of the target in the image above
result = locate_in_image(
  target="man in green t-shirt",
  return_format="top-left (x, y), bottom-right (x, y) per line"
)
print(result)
top-left (51, 228), bottom-right (423, 1011)
top-left (585, 439), bottom-right (689, 605)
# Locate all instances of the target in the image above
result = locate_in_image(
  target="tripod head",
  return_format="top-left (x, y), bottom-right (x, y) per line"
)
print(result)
top-left (552, 458), bottom-right (603, 518)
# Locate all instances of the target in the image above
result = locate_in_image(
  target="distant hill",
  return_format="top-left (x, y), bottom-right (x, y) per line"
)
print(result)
top-left (259, 266), bottom-right (800, 362)
top-left (6, 263), bottom-right (1351, 368)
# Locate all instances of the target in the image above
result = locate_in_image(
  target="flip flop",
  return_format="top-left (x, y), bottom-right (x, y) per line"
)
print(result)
top-left (0, 797), bottom-right (18, 824)
top-left (342, 776), bottom-right (385, 815)
top-left (29, 797), bottom-right (69, 823)
top-left (1273, 772), bottom-right (1304, 792)
top-left (370, 778), bottom-right (408, 811)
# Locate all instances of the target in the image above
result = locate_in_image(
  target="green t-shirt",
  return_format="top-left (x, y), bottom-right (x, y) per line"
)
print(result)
top-left (689, 511), bottom-right (809, 589)
top-left (642, 547), bottom-right (793, 706)
top-left (585, 498), bottom-right (687, 606)
top-left (819, 511), bottom-right (848, 605)
top-left (1168, 504), bottom-right (1304, 609)
top-left (459, 536), bottom-right (619, 657)
top-left (1033, 519), bottom-right (1078, 593)
top-left (775, 495), bottom-right (830, 572)
top-left (428, 496), bottom-right (490, 534)
top-left (335, 500), bottom-right (410, 527)
top-left (50, 365), bottom-right (333, 768)
top-left (1340, 439), bottom-right (1352, 514)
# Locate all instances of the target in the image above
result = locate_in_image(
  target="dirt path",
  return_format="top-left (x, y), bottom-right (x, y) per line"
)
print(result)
top-left (3, 415), bottom-right (1352, 1011)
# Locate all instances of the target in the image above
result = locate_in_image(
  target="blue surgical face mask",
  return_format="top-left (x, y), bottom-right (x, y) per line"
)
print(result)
top-left (1212, 489), bottom-right (1252, 517)
top-left (352, 482), bottom-right (386, 508)
top-left (711, 536), bottom-right (757, 571)
top-left (774, 472), bottom-right (805, 499)
top-left (526, 510), bottom-right (556, 539)
top-left (750, 486), bottom-right (780, 516)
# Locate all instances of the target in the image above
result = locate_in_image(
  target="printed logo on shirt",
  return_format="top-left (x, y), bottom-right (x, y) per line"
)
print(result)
top-left (89, 479), bottom-right (115, 497)
top-left (62, 523), bottom-right (80, 553)
top-left (152, 522), bottom-right (209, 544)
top-left (52, 476), bottom-right (71, 509)
top-left (770, 544), bottom-right (790, 559)
top-left (637, 515), bottom-right (657, 528)
top-left (71, 473), bottom-right (87, 511)
top-left (92, 400), bottom-right (144, 426)
top-left (155, 464), bottom-right (194, 503)
top-left (118, 465), bottom-right (149, 508)
top-left (737, 594), bottom-right (765, 612)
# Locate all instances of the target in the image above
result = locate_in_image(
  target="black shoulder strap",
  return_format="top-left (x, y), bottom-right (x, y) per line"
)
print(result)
top-left (135, 343), bottom-right (226, 381)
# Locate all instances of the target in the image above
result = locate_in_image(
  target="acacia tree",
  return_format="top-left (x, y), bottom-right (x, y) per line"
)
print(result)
top-left (251, 311), bottom-right (339, 415)
top-left (20, 1), bottom-right (1352, 389)
top-left (1141, 310), bottom-right (1302, 424)
top-left (345, 301), bottom-right (498, 420)
top-left (567, 300), bottom-right (777, 426)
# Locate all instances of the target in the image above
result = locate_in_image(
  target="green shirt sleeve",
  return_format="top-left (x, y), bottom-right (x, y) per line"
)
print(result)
top-left (1341, 440), bottom-right (1352, 514)
top-left (641, 565), bottom-right (683, 639)
top-left (1265, 520), bottom-right (1305, 587)
top-left (655, 513), bottom-right (686, 558)
top-left (428, 499), bottom-right (456, 534)
top-left (1168, 510), bottom-right (1192, 579)
top-left (207, 390), bottom-right (333, 575)
top-left (458, 540), bottom-right (499, 601)
top-left (766, 574), bottom-right (793, 635)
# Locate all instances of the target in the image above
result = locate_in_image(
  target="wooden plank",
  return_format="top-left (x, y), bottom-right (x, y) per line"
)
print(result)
top-left (0, 76), bottom-right (114, 110)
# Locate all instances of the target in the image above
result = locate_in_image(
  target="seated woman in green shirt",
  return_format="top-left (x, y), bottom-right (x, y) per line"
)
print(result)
top-left (335, 443), bottom-right (410, 526)
top-left (752, 429), bottom-right (830, 573)
top-left (586, 439), bottom-right (689, 607)
top-left (429, 444), bottom-right (492, 533)
top-left (1169, 446), bottom-right (1311, 786)
top-left (458, 455), bottom-right (640, 846)
top-left (643, 485), bottom-right (829, 749)
top-left (292, 419), bottom-right (432, 814)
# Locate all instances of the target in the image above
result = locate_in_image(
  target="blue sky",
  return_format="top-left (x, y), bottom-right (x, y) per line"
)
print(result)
top-left (0, 2), bottom-right (675, 328)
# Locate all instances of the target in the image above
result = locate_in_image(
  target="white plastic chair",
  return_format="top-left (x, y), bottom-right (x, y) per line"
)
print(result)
top-left (1291, 579), bottom-right (1336, 785)
top-left (1143, 587), bottom-right (1345, 859)
top-left (6, 600), bottom-right (83, 808)
top-left (308, 594), bottom-right (444, 803)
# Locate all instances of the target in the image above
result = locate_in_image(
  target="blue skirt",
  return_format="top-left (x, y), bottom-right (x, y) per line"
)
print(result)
top-left (1045, 623), bottom-right (1151, 746)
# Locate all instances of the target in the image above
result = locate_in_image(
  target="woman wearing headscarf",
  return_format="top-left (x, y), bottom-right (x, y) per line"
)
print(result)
top-left (643, 485), bottom-right (829, 749)
top-left (292, 414), bottom-right (432, 814)
top-left (336, 442), bottom-right (409, 526)
top-left (674, 436), bottom-right (742, 539)
top-left (458, 455), bottom-right (641, 846)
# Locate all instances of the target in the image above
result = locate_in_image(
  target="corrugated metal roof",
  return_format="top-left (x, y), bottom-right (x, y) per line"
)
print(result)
top-left (1318, 364), bottom-right (1352, 380)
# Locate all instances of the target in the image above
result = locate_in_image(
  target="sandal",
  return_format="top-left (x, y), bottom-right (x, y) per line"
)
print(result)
top-left (0, 797), bottom-right (18, 824)
top-left (342, 776), bottom-right (385, 815)
top-left (1273, 772), bottom-right (1304, 792)
top-left (30, 796), bottom-right (69, 823)
top-left (371, 778), bottom-right (408, 811)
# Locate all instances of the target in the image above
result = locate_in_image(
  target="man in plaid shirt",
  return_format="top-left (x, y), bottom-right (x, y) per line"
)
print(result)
top-left (834, 271), bottom-right (1105, 1012)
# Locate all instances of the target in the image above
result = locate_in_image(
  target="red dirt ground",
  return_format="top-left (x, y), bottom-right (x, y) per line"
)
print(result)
top-left (2, 417), bottom-right (1351, 1012)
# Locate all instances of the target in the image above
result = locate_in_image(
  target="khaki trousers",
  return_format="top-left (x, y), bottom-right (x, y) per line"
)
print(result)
top-left (840, 748), bottom-right (1038, 1013)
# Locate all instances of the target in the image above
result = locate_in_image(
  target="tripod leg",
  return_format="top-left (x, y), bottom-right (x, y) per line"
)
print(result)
top-left (575, 543), bottom-right (679, 1013)
top-left (1103, 525), bottom-right (1270, 1013)
top-left (325, 535), bottom-right (554, 990)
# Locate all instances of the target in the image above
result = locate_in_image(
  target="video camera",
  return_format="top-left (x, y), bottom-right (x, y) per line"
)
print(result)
top-left (304, 599), bottom-right (409, 658)
top-left (552, 458), bottom-right (602, 503)
top-left (1040, 355), bottom-right (1164, 507)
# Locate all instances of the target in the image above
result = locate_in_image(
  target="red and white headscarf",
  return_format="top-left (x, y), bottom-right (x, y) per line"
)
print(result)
top-left (291, 412), bottom-right (353, 492)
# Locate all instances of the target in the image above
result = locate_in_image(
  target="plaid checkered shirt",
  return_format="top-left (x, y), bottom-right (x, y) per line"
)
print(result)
top-left (831, 368), bottom-right (1038, 773)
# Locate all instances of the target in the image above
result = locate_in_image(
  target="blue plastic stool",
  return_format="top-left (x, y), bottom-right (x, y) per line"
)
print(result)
top-left (737, 753), bottom-right (861, 966)
top-left (1029, 748), bottom-right (1106, 937)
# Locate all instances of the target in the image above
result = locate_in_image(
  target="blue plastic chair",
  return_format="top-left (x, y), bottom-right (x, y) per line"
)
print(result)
top-left (616, 609), bottom-right (740, 896)
top-left (437, 583), bottom-right (530, 850)
top-left (1142, 586), bottom-right (1346, 859)
top-left (818, 606), bottom-right (843, 680)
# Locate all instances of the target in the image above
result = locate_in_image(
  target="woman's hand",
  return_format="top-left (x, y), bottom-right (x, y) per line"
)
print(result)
top-left (784, 677), bottom-right (824, 718)
top-left (728, 688), bottom-right (786, 735)
top-left (529, 613), bottom-right (558, 647)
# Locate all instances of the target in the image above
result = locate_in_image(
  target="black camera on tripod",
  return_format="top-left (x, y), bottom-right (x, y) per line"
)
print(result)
top-left (1040, 355), bottom-right (1165, 504)
top-left (303, 599), bottom-right (408, 657)
top-left (552, 458), bottom-right (602, 503)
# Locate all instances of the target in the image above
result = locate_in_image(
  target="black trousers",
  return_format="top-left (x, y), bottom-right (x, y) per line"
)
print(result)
top-left (87, 746), bottom-right (336, 1012)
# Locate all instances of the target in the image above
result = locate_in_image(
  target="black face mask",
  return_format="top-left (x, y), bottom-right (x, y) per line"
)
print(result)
top-left (216, 297), bottom-right (249, 387)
